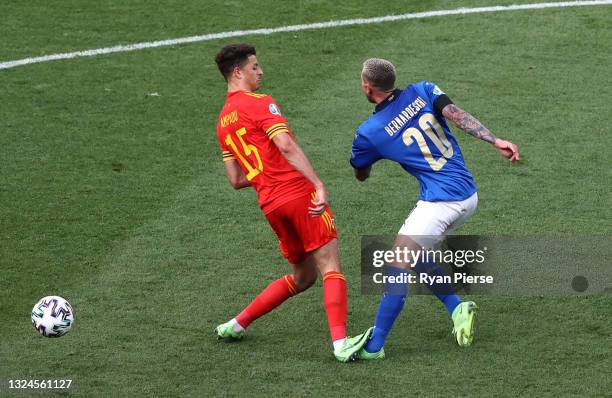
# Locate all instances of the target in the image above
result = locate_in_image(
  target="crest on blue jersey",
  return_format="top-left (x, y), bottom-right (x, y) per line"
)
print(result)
top-left (269, 103), bottom-right (281, 115)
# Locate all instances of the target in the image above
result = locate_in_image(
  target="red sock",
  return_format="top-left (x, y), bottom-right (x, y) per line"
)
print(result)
top-left (235, 275), bottom-right (298, 328)
top-left (323, 271), bottom-right (347, 342)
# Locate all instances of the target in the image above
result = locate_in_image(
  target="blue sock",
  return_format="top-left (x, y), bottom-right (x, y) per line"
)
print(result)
top-left (365, 266), bottom-right (407, 353)
top-left (439, 293), bottom-right (462, 315)
top-left (413, 260), bottom-right (462, 315)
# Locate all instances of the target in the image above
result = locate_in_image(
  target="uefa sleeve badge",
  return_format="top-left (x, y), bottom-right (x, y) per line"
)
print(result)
top-left (269, 103), bottom-right (281, 115)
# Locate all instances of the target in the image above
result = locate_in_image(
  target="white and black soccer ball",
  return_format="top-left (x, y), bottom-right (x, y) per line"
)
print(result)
top-left (31, 296), bottom-right (74, 337)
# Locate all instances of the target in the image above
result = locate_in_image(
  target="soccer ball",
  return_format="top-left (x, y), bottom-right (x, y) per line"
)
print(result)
top-left (31, 296), bottom-right (74, 337)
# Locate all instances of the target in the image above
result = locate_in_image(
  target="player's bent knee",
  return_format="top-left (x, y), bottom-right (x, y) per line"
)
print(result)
top-left (311, 242), bottom-right (342, 274)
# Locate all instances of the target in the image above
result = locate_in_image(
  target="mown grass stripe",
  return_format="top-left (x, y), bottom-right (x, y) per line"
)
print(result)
top-left (1, 1), bottom-right (611, 70)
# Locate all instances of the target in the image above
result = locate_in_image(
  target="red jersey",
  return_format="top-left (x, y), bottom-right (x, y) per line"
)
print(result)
top-left (216, 91), bottom-right (314, 214)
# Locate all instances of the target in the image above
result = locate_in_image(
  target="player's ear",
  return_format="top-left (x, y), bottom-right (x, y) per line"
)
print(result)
top-left (363, 81), bottom-right (373, 97)
top-left (232, 65), bottom-right (242, 81)
top-left (361, 76), bottom-right (371, 95)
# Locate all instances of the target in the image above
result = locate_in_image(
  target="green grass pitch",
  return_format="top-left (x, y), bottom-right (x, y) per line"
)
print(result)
top-left (1, 1), bottom-right (611, 396)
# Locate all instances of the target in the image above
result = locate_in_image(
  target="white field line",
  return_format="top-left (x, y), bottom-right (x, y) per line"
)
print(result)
top-left (1, 1), bottom-right (611, 70)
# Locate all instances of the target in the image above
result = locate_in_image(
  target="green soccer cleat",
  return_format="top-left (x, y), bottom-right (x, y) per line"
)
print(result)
top-left (356, 347), bottom-right (385, 360)
top-left (215, 321), bottom-right (245, 340)
top-left (334, 327), bottom-right (373, 363)
top-left (451, 301), bottom-right (478, 347)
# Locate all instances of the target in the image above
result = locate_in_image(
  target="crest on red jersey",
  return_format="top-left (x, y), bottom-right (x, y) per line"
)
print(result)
top-left (269, 103), bottom-right (281, 115)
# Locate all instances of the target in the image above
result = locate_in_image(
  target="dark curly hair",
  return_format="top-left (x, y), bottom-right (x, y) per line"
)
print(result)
top-left (214, 43), bottom-right (257, 82)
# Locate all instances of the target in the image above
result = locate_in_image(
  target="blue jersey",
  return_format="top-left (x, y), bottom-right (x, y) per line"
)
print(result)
top-left (350, 81), bottom-right (477, 202)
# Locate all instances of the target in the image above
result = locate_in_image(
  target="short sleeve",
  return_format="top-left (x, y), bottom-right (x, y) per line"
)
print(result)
top-left (254, 96), bottom-right (291, 140)
top-left (350, 129), bottom-right (381, 169)
top-left (421, 81), bottom-right (453, 115)
top-left (218, 134), bottom-right (236, 162)
top-left (422, 81), bottom-right (446, 103)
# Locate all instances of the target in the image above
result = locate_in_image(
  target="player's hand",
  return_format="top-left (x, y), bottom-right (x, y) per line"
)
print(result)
top-left (494, 139), bottom-right (520, 162)
top-left (309, 185), bottom-right (328, 216)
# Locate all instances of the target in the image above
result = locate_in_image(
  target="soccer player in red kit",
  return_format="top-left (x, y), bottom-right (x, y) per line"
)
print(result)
top-left (213, 44), bottom-right (370, 362)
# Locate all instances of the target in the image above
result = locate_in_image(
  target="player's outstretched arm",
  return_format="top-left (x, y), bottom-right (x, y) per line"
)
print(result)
top-left (224, 160), bottom-right (251, 189)
top-left (272, 132), bottom-right (328, 216)
top-left (441, 104), bottom-right (520, 162)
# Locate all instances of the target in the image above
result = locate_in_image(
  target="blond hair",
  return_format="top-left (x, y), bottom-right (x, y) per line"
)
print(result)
top-left (362, 58), bottom-right (396, 91)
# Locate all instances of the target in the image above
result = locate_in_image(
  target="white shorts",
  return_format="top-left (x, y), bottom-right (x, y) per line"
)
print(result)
top-left (398, 192), bottom-right (478, 247)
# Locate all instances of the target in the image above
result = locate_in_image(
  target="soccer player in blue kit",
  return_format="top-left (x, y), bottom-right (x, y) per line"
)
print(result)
top-left (350, 58), bottom-right (520, 360)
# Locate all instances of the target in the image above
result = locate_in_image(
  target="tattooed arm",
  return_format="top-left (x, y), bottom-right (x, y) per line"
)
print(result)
top-left (442, 104), bottom-right (520, 162)
top-left (442, 104), bottom-right (497, 143)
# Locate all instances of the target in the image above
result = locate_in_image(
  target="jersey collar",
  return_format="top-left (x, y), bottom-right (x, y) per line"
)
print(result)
top-left (227, 90), bottom-right (248, 97)
top-left (374, 89), bottom-right (402, 113)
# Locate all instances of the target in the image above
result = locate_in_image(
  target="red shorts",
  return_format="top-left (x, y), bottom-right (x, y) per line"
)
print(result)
top-left (265, 192), bottom-right (338, 264)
